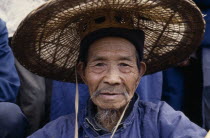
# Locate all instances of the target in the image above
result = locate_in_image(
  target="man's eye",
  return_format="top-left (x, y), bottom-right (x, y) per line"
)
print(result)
top-left (95, 63), bottom-right (105, 66)
top-left (119, 63), bottom-right (132, 73)
top-left (119, 63), bottom-right (130, 67)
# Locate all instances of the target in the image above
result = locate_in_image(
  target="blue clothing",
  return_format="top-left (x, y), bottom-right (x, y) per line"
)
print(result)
top-left (202, 48), bottom-right (210, 129)
top-left (162, 68), bottom-right (184, 111)
top-left (137, 72), bottom-right (162, 103)
top-left (201, 9), bottom-right (210, 48)
top-left (0, 19), bottom-right (26, 137)
top-left (29, 94), bottom-right (206, 138)
top-left (0, 102), bottom-right (28, 138)
top-left (50, 72), bottom-right (162, 120)
top-left (50, 82), bottom-right (89, 120)
top-left (202, 48), bottom-right (210, 87)
top-left (193, 0), bottom-right (210, 48)
top-left (194, 0), bottom-right (210, 130)
top-left (0, 19), bottom-right (20, 102)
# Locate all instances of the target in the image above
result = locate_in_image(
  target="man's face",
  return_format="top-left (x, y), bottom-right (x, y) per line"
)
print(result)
top-left (78, 37), bottom-right (146, 110)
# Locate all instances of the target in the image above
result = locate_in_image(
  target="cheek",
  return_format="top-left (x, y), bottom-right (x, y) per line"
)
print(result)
top-left (85, 70), bottom-right (103, 92)
top-left (124, 72), bottom-right (140, 95)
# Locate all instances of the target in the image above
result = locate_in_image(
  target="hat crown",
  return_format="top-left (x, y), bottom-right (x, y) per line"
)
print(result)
top-left (79, 11), bottom-right (134, 38)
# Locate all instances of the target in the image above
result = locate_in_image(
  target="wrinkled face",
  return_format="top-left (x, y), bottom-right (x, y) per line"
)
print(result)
top-left (78, 37), bottom-right (146, 110)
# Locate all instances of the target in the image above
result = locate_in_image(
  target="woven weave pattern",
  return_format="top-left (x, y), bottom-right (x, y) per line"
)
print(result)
top-left (12, 0), bottom-right (205, 82)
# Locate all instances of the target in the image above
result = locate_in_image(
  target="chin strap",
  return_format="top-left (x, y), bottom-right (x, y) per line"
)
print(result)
top-left (74, 68), bottom-right (79, 138)
top-left (110, 83), bottom-right (139, 138)
top-left (110, 100), bottom-right (130, 138)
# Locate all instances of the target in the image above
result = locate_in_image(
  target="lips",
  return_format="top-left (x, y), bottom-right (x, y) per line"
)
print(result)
top-left (100, 92), bottom-right (123, 95)
top-left (98, 92), bottom-right (124, 100)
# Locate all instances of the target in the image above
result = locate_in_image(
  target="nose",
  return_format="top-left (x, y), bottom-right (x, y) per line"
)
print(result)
top-left (103, 65), bottom-right (122, 85)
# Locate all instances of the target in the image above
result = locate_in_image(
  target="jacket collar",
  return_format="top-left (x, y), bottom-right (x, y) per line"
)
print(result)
top-left (79, 93), bottom-right (140, 134)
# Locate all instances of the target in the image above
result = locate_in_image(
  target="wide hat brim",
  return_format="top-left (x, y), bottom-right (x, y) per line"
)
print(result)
top-left (12, 0), bottom-right (205, 82)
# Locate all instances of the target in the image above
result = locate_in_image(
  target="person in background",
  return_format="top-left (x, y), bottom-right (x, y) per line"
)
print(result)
top-left (1, 0), bottom-right (52, 135)
top-left (0, 18), bottom-right (28, 138)
top-left (162, 1), bottom-right (210, 128)
top-left (161, 61), bottom-right (188, 111)
top-left (193, 0), bottom-right (210, 130)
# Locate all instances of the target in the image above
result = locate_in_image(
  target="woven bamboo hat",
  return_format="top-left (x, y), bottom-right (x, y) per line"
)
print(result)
top-left (12, 0), bottom-right (205, 82)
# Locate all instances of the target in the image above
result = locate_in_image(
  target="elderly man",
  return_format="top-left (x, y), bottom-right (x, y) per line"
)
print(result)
top-left (11, 0), bottom-right (207, 137)
top-left (27, 29), bottom-right (206, 137)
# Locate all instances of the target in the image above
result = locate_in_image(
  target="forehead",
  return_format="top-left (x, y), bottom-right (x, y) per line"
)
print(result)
top-left (88, 37), bottom-right (137, 58)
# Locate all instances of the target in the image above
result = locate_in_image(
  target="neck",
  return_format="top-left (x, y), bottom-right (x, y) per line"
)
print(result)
top-left (95, 107), bottom-right (125, 132)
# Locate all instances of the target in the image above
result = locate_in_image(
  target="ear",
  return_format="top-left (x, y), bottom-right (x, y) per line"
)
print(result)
top-left (136, 62), bottom-right (146, 85)
top-left (77, 62), bottom-right (87, 84)
top-left (139, 62), bottom-right (146, 77)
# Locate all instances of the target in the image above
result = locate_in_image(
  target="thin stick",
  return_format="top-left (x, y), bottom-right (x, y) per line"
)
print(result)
top-left (110, 101), bottom-right (130, 138)
top-left (74, 68), bottom-right (79, 138)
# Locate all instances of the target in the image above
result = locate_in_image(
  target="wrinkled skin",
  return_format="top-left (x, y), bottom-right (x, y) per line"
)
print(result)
top-left (78, 37), bottom-right (146, 110)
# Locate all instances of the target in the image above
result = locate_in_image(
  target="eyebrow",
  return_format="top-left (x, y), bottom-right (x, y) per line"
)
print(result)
top-left (91, 56), bottom-right (106, 61)
top-left (118, 56), bottom-right (134, 62)
top-left (90, 56), bottom-right (134, 62)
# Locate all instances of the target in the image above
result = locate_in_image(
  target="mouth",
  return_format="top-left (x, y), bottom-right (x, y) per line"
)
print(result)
top-left (100, 91), bottom-right (123, 95)
top-left (98, 92), bottom-right (124, 100)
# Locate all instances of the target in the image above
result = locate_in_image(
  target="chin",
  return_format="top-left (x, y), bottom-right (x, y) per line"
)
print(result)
top-left (93, 96), bottom-right (128, 109)
top-left (95, 101), bottom-right (127, 110)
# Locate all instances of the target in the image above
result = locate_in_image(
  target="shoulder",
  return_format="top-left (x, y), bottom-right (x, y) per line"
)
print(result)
top-left (137, 100), bottom-right (207, 137)
top-left (0, 18), bottom-right (10, 52)
top-left (0, 19), bottom-right (8, 39)
top-left (0, 19), bottom-right (6, 30)
top-left (137, 100), bottom-right (180, 122)
top-left (28, 114), bottom-right (76, 138)
top-left (137, 100), bottom-right (171, 113)
top-left (138, 100), bottom-right (185, 124)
